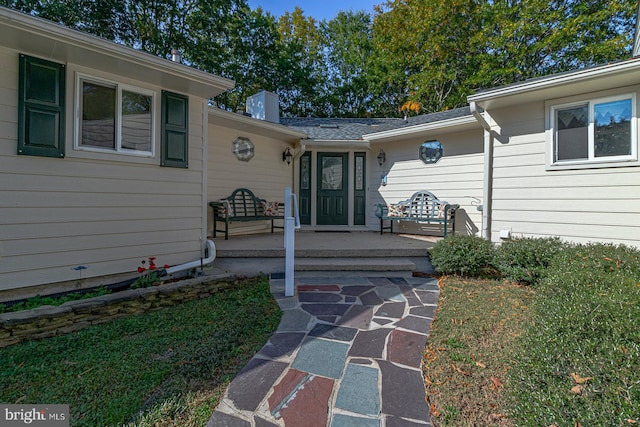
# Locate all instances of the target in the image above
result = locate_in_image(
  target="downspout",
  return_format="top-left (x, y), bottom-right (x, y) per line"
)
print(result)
top-left (470, 101), bottom-right (493, 241)
top-left (165, 239), bottom-right (216, 275)
top-left (292, 142), bottom-right (306, 198)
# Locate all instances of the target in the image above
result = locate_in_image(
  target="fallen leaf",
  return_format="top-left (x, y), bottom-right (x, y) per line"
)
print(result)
top-left (476, 361), bottom-right (487, 368)
top-left (430, 402), bottom-right (440, 417)
top-left (548, 424), bottom-right (559, 427)
top-left (15, 396), bottom-right (26, 404)
top-left (451, 364), bottom-right (470, 376)
top-left (570, 385), bottom-right (583, 395)
top-left (489, 376), bottom-right (503, 390)
top-left (490, 413), bottom-right (505, 420)
top-left (626, 420), bottom-right (638, 424)
top-left (571, 373), bottom-right (593, 384)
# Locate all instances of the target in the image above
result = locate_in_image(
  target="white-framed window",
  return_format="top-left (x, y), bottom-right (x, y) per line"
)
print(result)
top-left (75, 73), bottom-right (155, 156)
top-left (548, 93), bottom-right (637, 169)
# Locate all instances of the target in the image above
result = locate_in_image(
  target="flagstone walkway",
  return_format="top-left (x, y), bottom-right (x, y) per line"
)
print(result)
top-left (207, 273), bottom-right (438, 427)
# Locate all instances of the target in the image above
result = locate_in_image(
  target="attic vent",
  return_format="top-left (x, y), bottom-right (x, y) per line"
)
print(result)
top-left (319, 124), bottom-right (339, 129)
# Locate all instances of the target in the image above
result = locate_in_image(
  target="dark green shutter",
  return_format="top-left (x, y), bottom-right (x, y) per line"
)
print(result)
top-left (161, 91), bottom-right (189, 168)
top-left (18, 54), bottom-right (65, 158)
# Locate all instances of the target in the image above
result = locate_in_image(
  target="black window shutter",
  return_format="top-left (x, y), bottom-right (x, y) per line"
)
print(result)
top-left (161, 90), bottom-right (189, 168)
top-left (18, 54), bottom-right (65, 158)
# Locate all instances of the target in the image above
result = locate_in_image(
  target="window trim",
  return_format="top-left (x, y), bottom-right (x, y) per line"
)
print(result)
top-left (74, 72), bottom-right (155, 157)
top-left (547, 93), bottom-right (638, 170)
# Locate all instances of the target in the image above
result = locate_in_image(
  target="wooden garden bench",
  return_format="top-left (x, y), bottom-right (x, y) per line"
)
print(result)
top-left (376, 190), bottom-right (458, 237)
top-left (209, 188), bottom-right (283, 240)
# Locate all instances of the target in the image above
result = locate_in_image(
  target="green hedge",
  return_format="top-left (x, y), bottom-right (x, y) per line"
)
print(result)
top-left (430, 235), bottom-right (495, 276)
top-left (495, 237), bottom-right (565, 286)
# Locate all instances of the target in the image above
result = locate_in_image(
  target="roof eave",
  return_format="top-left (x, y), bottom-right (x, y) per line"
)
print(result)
top-left (0, 7), bottom-right (235, 97)
top-left (363, 115), bottom-right (479, 142)
top-left (468, 57), bottom-right (640, 106)
top-left (208, 107), bottom-right (307, 142)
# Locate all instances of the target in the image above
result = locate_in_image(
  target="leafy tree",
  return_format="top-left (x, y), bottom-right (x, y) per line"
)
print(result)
top-left (275, 7), bottom-right (327, 117)
top-left (371, 0), bottom-right (636, 115)
top-left (321, 10), bottom-right (374, 117)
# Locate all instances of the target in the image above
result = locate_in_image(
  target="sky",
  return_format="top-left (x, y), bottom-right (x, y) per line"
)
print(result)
top-left (246, 0), bottom-right (380, 21)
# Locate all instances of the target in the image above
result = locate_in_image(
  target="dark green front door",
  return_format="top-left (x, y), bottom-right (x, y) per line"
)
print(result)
top-left (317, 153), bottom-right (348, 225)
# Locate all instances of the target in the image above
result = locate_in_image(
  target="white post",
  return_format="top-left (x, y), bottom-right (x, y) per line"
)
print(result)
top-left (284, 187), bottom-right (291, 249)
top-left (285, 217), bottom-right (295, 296)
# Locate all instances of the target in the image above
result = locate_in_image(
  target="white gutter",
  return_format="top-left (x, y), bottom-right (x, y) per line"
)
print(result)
top-left (364, 115), bottom-right (477, 141)
top-left (165, 240), bottom-right (216, 275)
top-left (470, 101), bottom-right (493, 241)
top-left (467, 56), bottom-right (640, 103)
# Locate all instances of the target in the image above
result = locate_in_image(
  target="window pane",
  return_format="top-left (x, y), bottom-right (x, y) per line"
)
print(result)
top-left (556, 105), bottom-right (588, 161)
top-left (321, 156), bottom-right (343, 190)
top-left (81, 81), bottom-right (115, 149)
top-left (122, 90), bottom-right (152, 152)
top-left (594, 99), bottom-right (632, 157)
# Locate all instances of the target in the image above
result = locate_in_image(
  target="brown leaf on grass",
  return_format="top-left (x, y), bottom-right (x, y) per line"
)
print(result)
top-left (430, 402), bottom-right (440, 417)
top-left (489, 376), bottom-right (503, 390)
top-left (475, 361), bottom-right (487, 368)
top-left (548, 424), bottom-right (559, 427)
top-left (451, 364), bottom-right (470, 376)
top-left (490, 413), bottom-right (505, 420)
top-left (626, 419), bottom-right (638, 424)
top-left (570, 373), bottom-right (593, 384)
top-left (570, 385), bottom-right (583, 395)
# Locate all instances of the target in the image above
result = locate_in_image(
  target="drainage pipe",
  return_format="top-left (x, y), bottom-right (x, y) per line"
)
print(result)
top-left (470, 101), bottom-right (494, 241)
top-left (165, 239), bottom-right (216, 275)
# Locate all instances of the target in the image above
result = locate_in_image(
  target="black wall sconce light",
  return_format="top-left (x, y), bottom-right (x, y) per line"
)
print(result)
top-left (282, 147), bottom-right (293, 165)
top-left (377, 148), bottom-right (386, 166)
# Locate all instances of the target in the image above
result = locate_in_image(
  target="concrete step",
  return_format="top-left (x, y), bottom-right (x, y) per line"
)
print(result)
top-left (217, 247), bottom-right (428, 258)
top-left (294, 257), bottom-right (416, 272)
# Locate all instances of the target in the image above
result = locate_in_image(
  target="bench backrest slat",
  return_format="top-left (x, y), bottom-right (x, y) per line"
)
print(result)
top-left (226, 188), bottom-right (265, 217)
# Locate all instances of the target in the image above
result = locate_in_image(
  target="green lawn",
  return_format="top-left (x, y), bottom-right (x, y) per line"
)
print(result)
top-left (0, 276), bottom-right (282, 427)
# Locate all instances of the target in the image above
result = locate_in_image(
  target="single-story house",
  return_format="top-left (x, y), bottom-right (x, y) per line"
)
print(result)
top-left (1, 5), bottom-right (639, 295)
top-left (0, 7), bottom-right (299, 295)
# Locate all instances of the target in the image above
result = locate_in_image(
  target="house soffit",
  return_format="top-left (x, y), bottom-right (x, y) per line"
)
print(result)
top-left (0, 7), bottom-right (234, 98)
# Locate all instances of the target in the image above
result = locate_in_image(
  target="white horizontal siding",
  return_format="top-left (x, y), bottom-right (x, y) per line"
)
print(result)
top-left (489, 98), bottom-right (640, 248)
top-left (0, 46), bottom-right (209, 290)
top-left (206, 121), bottom-right (293, 237)
top-left (368, 128), bottom-right (484, 236)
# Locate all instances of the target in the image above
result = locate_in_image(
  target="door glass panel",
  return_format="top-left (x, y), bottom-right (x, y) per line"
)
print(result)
top-left (355, 156), bottom-right (364, 190)
top-left (301, 155), bottom-right (310, 190)
top-left (321, 156), bottom-right (343, 190)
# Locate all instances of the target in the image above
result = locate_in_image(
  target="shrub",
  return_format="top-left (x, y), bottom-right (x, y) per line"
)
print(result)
top-left (429, 235), bottom-right (496, 276)
top-left (508, 243), bottom-right (640, 426)
top-left (495, 236), bottom-right (566, 286)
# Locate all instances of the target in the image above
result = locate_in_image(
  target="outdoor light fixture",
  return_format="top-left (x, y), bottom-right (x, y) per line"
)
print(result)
top-left (377, 148), bottom-right (386, 166)
top-left (282, 147), bottom-right (293, 165)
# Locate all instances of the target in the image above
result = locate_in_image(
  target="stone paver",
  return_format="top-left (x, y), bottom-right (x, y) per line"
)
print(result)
top-left (292, 337), bottom-right (350, 379)
top-left (208, 274), bottom-right (439, 426)
top-left (335, 363), bottom-right (380, 416)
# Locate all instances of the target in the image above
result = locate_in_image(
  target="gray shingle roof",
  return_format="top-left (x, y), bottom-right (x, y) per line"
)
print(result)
top-left (280, 106), bottom-right (471, 141)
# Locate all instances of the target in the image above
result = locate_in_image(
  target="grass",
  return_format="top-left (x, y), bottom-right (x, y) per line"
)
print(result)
top-left (0, 275), bottom-right (281, 427)
top-left (0, 287), bottom-right (112, 314)
top-left (424, 243), bottom-right (640, 426)
top-left (423, 277), bottom-right (534, 426)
